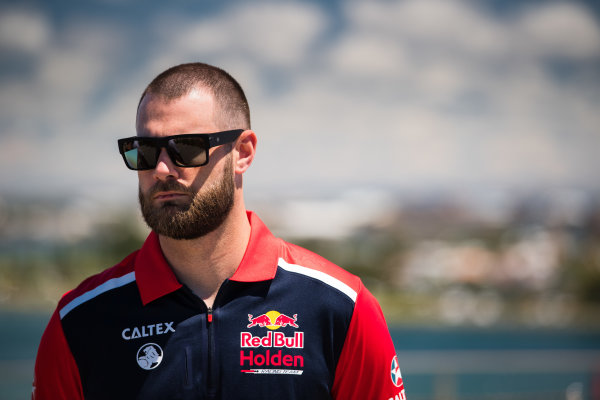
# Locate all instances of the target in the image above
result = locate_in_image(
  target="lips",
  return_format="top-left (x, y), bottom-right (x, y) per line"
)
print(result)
top-left (153, 192), bottom-right (189, 201)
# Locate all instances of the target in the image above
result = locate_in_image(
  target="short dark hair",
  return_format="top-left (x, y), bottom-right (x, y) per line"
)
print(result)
top-left (138, 62), bottom-right (250, 130)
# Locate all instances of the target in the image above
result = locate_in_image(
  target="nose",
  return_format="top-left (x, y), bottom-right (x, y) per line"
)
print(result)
top-left (153, 148), bottom-right (179, 180)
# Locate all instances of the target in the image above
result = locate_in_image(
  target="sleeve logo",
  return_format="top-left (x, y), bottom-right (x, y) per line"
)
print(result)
top-left (390, 355), bottom-right (403, 387)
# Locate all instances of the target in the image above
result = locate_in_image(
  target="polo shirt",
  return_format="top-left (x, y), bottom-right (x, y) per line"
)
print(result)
top-left (33, 211), bottom-right (406, 400)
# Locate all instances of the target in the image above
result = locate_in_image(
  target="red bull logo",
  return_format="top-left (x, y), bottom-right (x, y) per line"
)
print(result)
top-left (241, 310), bottom-right (305, 375)
top-left (247, 310), bottom-right (299, 329)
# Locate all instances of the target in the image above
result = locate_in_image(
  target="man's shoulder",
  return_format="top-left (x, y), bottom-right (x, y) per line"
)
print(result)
top-left (279, 240), bottom-right (363, 297)
top-left (57, 250), bottom-right (139, 312)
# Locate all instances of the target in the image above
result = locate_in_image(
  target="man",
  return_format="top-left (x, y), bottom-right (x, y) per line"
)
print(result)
top-left (33, 62), bottom-right (406, 400)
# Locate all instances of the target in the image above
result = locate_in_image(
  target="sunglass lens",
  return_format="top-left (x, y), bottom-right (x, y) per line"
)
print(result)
top-left (123, 142), bottom-right (158, 170)
top-left (169, 137), bottom-right (207, 167)
top-left (123, 148), bottom-right (139, 169)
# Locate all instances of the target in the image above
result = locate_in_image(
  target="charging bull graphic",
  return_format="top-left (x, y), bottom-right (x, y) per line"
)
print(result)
top-left (247, 311), bottom-right (299, 329)
top-left (247, 314), bottom-right (272, 328)
top-left (274, 313), bottom-right (299, 328)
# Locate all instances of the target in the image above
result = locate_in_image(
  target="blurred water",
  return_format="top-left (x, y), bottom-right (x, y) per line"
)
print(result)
top-left (0, 311), bottom-right (48, 399)
top-left (394, 327), bottom-right (600, 400)
top-left (1, 311), bottom-right (599, 400)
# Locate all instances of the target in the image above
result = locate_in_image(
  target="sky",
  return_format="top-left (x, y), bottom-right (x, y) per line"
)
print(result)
top-left (1, 0), bottom-right (599, 209)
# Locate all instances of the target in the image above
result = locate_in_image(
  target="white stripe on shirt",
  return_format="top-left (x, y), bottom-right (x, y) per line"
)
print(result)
top-left (278, 258), bottom-right (357, 302)
top-left (59, 272), bottom-right (136, 319)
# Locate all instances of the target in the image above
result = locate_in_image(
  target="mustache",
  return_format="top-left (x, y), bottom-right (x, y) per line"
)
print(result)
top-left (145, 180), bottom-right (196, 197)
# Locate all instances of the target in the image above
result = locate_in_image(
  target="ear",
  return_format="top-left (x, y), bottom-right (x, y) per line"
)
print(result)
top-left (234, 130), bottom-right (257, 174)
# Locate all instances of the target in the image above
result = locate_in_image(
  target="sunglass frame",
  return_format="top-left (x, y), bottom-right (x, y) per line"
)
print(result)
top-left (117, 129), bottom-right (244, 170)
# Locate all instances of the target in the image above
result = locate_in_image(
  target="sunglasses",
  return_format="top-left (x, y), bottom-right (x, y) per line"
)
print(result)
top-left (117, 129), bottom-right (244, 170)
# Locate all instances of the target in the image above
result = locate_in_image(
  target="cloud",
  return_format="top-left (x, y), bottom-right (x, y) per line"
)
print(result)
top-left (0, 0), bottom-right (599, 202)
top-left (301, 0), bottom-right (600, 190)
top-left (0, 11), bottom-right (139, 199)
top-left (517, 2), bottom-right (600, 59)
top-left (148, 2), bottom-right (327, 73)
top-left (0, 8), bottom-right (50, 53)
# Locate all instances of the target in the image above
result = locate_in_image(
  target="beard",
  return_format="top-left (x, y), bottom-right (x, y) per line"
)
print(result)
top-left (139, 158), bottom-right (235, 240)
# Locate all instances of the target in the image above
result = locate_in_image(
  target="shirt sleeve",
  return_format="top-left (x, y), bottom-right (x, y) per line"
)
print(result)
top-left (33, 309), bottom-right (84, 400)
top-left (331, 285), bottom-right (406, 400)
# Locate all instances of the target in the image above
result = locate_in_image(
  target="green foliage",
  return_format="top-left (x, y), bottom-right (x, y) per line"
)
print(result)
top-left (0, 213), bottom-right (147, 310)
top-left (2, 203), bottom-right (600, 328)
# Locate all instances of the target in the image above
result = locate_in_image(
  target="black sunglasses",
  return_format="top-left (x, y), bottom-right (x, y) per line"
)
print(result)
top-left (117, 129), bottom-right (244, 171)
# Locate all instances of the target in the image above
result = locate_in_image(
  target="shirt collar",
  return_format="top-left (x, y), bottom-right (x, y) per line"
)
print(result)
top-left (134, 231), bottom-right (182, 305)
top-left (229, 211), bottom-right (280, 282)
top-left (135, 211), bottom-right (280, 305)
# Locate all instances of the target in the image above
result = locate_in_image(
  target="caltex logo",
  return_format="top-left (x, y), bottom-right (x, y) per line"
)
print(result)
top-left (390, 355), bottom-right (403, 387)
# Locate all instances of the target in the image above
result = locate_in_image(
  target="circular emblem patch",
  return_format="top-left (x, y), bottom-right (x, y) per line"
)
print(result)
top-left (137, 343), bottom-right (163, 370)
top-left (390, 355), bottom-right (402, 387)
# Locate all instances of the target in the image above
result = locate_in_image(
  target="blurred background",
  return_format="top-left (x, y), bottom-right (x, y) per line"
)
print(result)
top-left (1, 0), bottom-right (600, 398)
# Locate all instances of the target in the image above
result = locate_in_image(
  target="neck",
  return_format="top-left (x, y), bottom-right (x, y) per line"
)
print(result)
top-left (157, 206), bottom-right (251, 308)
